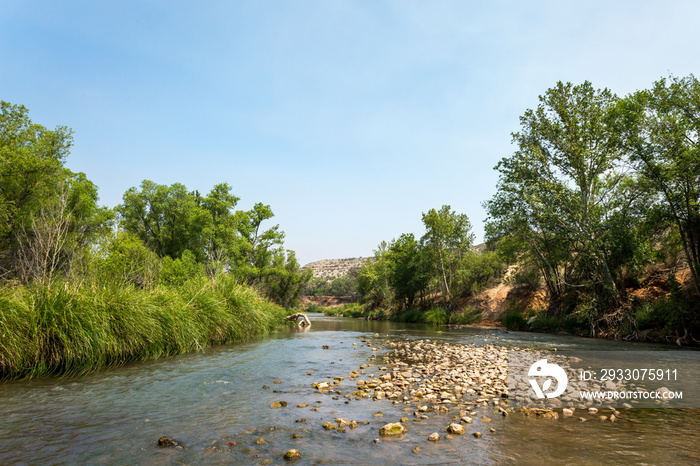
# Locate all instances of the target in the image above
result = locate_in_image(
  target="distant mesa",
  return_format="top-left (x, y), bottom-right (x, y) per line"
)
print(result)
top-left (302, 257), bottom-right (369, 280)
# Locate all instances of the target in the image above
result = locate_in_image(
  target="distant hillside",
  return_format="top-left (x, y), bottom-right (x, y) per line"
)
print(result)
top-left (302, 257), bottom-right (369, 280)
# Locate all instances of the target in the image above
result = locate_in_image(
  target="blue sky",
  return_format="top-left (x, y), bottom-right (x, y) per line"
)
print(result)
top-left (2, 0), bottom-right (699, 265)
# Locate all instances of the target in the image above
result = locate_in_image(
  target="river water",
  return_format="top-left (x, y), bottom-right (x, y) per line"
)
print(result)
top-left (1, 315), bottom-right (698, 465)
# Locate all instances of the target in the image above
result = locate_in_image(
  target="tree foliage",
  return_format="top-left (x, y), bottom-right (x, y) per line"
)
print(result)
top-left (485, 81), bottom-right (648, 318)
top-left (0, 100), bottom-right (307, 308)
top-left (618, 75), bottom-right (700, 296)
top-left (486, 76), bottom-right (699, 339)
top-left (0, 101), bottom-right (112, 279)
top-left (357, 206), bottom-right (495, 311)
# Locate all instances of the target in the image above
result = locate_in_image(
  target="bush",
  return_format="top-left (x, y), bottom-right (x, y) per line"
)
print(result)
top-left (500, 310), bottom-right (527, 330)
top-left (451, 306), bottom-right (482, 325)
top-left (393, 307), bottom-right (423, 323)
top-left (424, 307), bottom-right (447, 325)
top-left (528, 315), bottom-right (561, 332)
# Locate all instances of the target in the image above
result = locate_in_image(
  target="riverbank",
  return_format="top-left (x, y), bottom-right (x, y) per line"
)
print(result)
top-left (308, 275), bottom-right (699, 345)
top-left (0, 275), bottom-right (285, 381)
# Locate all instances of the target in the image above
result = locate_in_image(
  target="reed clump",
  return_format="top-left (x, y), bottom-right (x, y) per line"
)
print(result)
top-left (0, 274), bottom-right (285, 381)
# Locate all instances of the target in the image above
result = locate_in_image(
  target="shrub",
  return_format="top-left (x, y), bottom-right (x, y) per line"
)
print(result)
top-left (424, 307), bottom-right (447, 325)
top-left (500, 310), bottom-right (527, 330)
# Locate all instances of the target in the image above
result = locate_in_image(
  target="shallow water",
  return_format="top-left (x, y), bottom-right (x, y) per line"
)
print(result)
top-left (1, 315), bottom-right (698, 464)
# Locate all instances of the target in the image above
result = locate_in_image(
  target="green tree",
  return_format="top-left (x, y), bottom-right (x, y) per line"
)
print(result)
top-left (1, 101), bottom-right (111, 279)
top-left (387, 233), bottom-right (428, 308)
top-left (234, 202), bottom-right (285, 284)
top-left (118, 180), bottom-right (208, 260)
top-left (196, 183), bottom-right (243, 263)
top-left (260, 250), bottom-right (312, 308)
top-left (357, 242), bottom-right (393, 308)
top-left (619, 75), bottom-right (700, 296)
top-left (485, 81), bottom-right (641, 315)
top-left (420, 205), bottom-right (474, 306)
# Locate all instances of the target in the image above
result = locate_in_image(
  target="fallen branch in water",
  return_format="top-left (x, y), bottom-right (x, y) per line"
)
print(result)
top-left (286, 313), bottom-right (311, 327)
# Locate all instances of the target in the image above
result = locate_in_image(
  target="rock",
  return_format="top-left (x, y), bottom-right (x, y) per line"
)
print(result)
top-left (460, 416), bottom-right (473, 424)
top-left (472, 432), bottom-right (482, 438)
top-left (447, 423), bottom-right (465, 435)
top-left (295, 418), bottom-right (307, 423)
top-left (588, 407), bottom-right (598, 414)
top-left (411, 446), bottom-right (421, 454)
top-left (291, 433), bottom-right (303, 439)
top-left (226, 441), bottom-right (237, 446)
top-left (522, 408), bottom-right (558, 419)
top-left (373, 438), bottom-right (381, 444)
top-left (283, 449), bottom-right (302, 460)
top-left (373, 411), bottom-right (384, 417)
top-left (445, 434), bottom-right (454, 440)
top-left (255, 438), bottom-right (266, 445)
top-left (297, 403), bottom-right (309, 408)
top-left (428, 432), bottom-right (440, 442)
top-left (274, 380), bottom-right (282, 384)
top-left (259, 459), bottom-right (272, 465)
top-left (270, 402), bottom-right (284, 408)
top-left (610, 414), bottom-right (617, 422)
top-left (562, 408), bottom-right (574, 416)
top-left (322, 422), bottom-right (337, 430)
top-left (400, 417), bottom-right (409, 423)
top-left (337, 427), bottom-right (347, 433)
top-left (157, 436), bottom-right (177, 447)
top-left (489, 428), bottom-right (496, 433)
top-left (379, 423), bottom-right (407, 436)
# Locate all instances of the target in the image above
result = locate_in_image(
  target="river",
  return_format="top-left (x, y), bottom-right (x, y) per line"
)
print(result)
top-left (1, 315), bottom-right (698, 464)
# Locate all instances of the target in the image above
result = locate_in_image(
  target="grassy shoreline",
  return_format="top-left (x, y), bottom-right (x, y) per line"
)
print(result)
top-left (312, 300), bottom-right (696, 344)
top-left (0, 275), bottom-right (286, 381)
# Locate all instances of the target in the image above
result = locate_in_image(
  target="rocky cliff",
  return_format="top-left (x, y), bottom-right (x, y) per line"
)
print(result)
top-left (302, 257), bottom-right (369, 280)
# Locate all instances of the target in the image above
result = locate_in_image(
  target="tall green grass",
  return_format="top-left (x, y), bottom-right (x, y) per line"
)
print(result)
top-left (0, 274), bottom-right (285, 381)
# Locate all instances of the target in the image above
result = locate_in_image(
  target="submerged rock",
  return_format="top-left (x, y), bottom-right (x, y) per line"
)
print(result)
top-left (283, 449), bottom-right (302, 460)
top-left (447, 423), bottom-right (465, 435)
top-left (157, 436), bottom-right (178, 447)
top-left (379, 422), bottom-right (407, 436)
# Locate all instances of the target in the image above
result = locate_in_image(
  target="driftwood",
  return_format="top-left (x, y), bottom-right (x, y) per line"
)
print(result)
top-left (286, 312), bottom-right (311, 327)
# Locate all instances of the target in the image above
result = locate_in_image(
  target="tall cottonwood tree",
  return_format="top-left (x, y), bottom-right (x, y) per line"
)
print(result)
top-left (619, 75), bottom-right (700, 296)
top-left (485, 81), bottom-right (641, 314)
top-left (1, 101), bottom-right (111, 279)
top-left (420, 205), bottom-right (474, 307)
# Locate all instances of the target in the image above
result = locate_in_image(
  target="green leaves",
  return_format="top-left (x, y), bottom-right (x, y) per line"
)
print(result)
top-left (621, 75), bottom-right (700, 295)
top-left (1, 101), bottom-right (109, 280)
top-left (117, 180), bottom-right (306, 307)
top-left (358, 206), bottom-right (482, 310)
top-left (486, 80), bottom-right (637, 312)
top-left (420, 205), bottom-right (474, 305)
